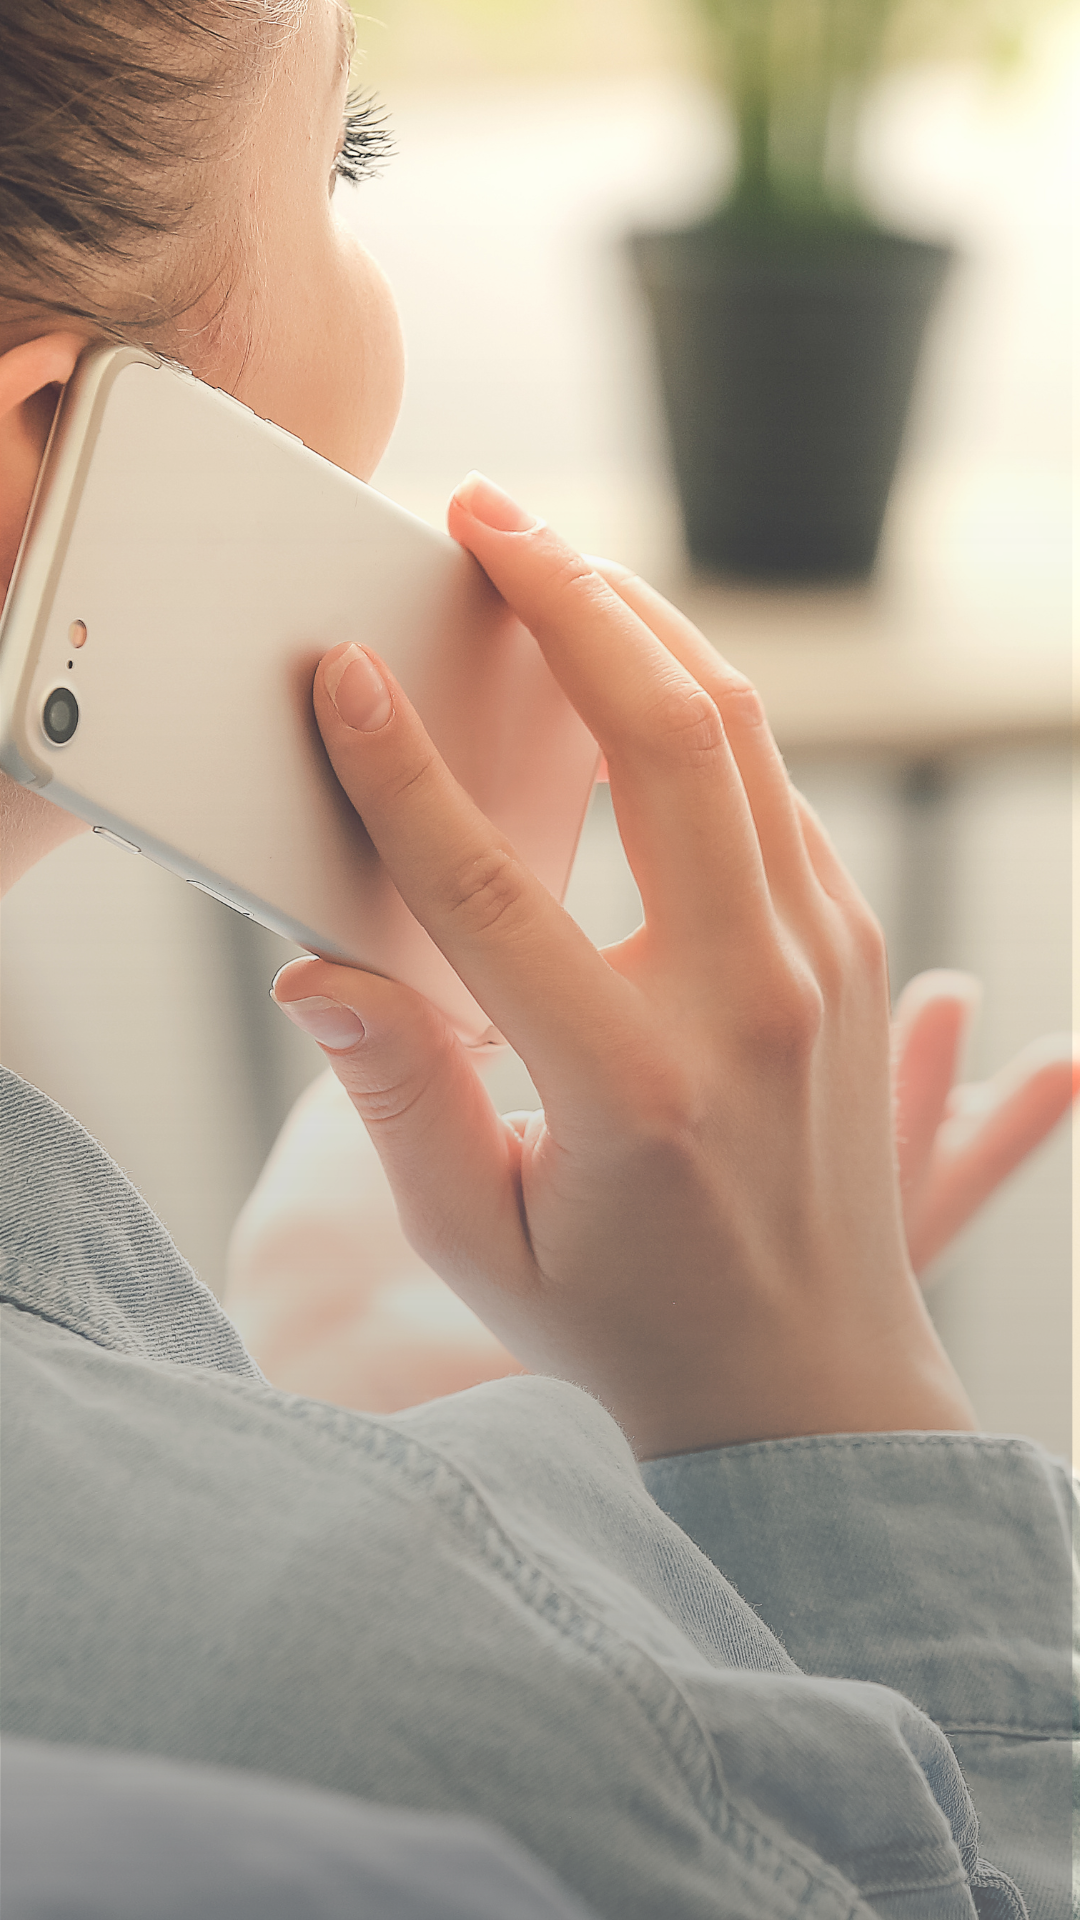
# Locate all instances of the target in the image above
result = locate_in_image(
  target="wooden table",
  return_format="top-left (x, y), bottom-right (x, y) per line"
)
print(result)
top-left (656, 457), bottom-right (1075, 759)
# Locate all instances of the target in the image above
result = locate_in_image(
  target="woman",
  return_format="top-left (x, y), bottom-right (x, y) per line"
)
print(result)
top-left (0, 4), bottom-right (1073, 1916)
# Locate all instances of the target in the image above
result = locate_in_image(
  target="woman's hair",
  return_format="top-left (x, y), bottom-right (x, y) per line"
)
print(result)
top-left (0, 0), bottom-right (304, 338)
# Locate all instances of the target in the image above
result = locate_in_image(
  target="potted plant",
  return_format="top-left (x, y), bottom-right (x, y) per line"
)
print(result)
top-left (630, 0), bottom-right (1039, 578)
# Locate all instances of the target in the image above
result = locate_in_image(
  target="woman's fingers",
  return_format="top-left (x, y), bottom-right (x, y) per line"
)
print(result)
top-left (892, 974), bottom-right (1079, 1277)
top-left (892, 972), bottom-right (981, 1219)
top-left (270, 956), bottom-right (535, 1335)
top-left (447, 477), bottom-right (778, 973)
top-left (906, 1035), bottom-right (1078, 1276)
top-left (311, 643), bottom-right (639, 1108)
top-left (586, 558), bottom-right (824, 920)
top-left (793, 790), bottom-right (878, 920)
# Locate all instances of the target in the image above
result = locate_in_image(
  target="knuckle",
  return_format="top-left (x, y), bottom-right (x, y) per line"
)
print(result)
top-left (823, 901), bottom-right (889, 998)
top-left (589, 556), bottom-right (639, 592)
top-left (808, 932), bottom-right (846, 1005)
top-left (628, 1053), bottom-right (697, 1136)
top-left (849, 901), bottom-right (888, 975)
top-left (606, 1035), bottom-right (712, 1142)
top-left (609, 1056), bottom-right (705, 1178)
top-left (545, 544), bottom-right (611, 612)
top-left (443, 842), bottom-right (524, 938)
top-left (344, 1021), bottom-right (456, 1133)
top-left (373, 742), bottom-right (439, 813)
top-left (782, 974), bottom-right (826, 1052)
top-left (643, 684), bottom-right (725, 768)
top-left (350, 1072), bottom-right (427, 1129)
top-left (740, 964), bottom-right (825, 1060)
top-left (806, 902), bottom-right (889, 1016)
top-left (718, 681), bottom-right (767, 731)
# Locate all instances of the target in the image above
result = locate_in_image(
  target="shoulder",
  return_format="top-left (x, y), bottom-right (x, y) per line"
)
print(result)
top-left (0, 1065), bottom-right (260, 1378)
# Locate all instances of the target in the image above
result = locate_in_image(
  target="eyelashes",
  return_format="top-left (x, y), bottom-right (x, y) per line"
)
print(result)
top-left (333, 92), bottom-right (395, 188)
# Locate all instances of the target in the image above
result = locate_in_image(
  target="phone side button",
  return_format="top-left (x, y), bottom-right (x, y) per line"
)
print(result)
top-left (262, 418), bottom-right (305, 447)
top-left (92, 827), bottom-right (141, 855)
top-left (187, 880), bottom-right (253, 918)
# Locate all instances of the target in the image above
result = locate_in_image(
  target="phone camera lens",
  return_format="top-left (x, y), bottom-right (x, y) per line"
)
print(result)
top-left (42, 686), bottom-right (79, 745)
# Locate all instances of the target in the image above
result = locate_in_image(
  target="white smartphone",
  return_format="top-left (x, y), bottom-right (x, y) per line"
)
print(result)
top-left (0, 345), bottom-right (599, 1046)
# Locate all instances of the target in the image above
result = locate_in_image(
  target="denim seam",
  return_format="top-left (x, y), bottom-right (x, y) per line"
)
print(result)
top-left (1, 1289), bottom-right (145, 1359)
top-left (941, 1723), bottom-right (1071, 1739)
top-left (857, 1870), bottom-right (969, 1900)
top-left (123, 1347), bottom-right (921, 1920)
top-left (319, 1416), bottom-right (875, 1918)
top-left (10, 1313), bottom-right (985, 1917)
top-left (653, 1433), bottom-right (1057, 1465)
top-left (0, 1292), bottom-right (265, 1381)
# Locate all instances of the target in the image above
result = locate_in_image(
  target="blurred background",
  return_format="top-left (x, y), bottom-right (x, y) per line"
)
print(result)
top-left (2, 0), bottom-right (1074, 1452)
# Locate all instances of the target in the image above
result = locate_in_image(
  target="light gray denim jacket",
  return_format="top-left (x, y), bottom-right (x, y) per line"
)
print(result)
top-left (1, 1067), bottom-right (1072, 1920)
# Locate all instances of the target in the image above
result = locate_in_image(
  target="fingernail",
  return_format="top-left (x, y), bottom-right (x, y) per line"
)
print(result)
top-left (273, 993), bottom-right (366, 1051)
top-left (453, 471), bottom-right (540, 534)
top-left (900, 969), bottom-right (982, 1013)
top-left (324, 644), bottom-right (393, 731)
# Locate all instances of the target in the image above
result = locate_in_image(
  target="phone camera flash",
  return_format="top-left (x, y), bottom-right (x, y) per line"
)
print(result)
top-left (68, 620), bottom-right (88, 649)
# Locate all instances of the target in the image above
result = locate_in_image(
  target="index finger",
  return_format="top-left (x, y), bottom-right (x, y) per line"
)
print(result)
top-left (447, 475), bottom-right (776, 974)
top-left (313, 641), bottom-right (640, 1113)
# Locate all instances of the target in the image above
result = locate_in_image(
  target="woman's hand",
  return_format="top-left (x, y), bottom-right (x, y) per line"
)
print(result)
top-left (272, 473), bottom-right (975, 1457)
top-left (892, 972), bottom-right (1078, 1277)
top-left (226, 984), bottom-right (1076, 1416)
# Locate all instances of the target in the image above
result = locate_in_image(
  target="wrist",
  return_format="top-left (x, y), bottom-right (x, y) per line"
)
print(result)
top-left (621, 1287), bottom-right (976, 1462)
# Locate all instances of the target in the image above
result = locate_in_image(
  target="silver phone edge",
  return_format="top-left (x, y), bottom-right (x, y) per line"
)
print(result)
top-left (0, 344), bottom-right (159, 790)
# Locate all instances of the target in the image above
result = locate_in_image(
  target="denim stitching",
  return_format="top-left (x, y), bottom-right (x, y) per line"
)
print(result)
top-left (192, 1367), bottom-right (976, 1913)
top-left (8, 1312), bottom-right (935, 1920)
top-left (656, 1432), bottom-right (1065, 1467)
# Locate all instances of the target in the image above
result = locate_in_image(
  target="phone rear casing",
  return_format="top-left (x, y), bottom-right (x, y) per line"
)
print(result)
top-left (0, 348), bottom-right (600, 1045)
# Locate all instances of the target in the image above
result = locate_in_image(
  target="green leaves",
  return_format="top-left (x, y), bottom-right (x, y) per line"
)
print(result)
top-left (689, 0), bottom-right (1056, 221)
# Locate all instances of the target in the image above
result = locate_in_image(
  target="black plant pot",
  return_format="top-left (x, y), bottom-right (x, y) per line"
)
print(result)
top-left (630, 221), bottom-right (952, 580)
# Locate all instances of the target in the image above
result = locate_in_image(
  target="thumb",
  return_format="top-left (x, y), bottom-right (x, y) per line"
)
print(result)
top-left (270, 957), bottom-right (534, 1314)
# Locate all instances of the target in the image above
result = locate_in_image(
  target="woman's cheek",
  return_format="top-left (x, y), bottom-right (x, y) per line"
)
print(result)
top-left (343, 236), bottom-right (405, 479)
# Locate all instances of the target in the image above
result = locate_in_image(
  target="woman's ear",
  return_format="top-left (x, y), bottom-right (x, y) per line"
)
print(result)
top-left (0, 331), bottom-right (92, 600)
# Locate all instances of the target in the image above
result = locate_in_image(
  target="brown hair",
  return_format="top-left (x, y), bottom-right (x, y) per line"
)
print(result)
top-left (0, 0), bottom-right (302, 338)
